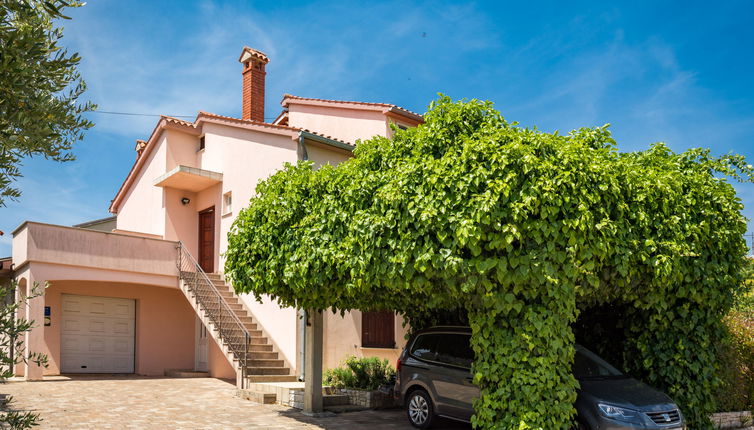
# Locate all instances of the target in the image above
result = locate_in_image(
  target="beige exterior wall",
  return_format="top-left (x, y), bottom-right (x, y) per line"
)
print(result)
top-left (323, 311), bottom-right (409, 370)
top-left (306, 142), bottom-right (352, 167)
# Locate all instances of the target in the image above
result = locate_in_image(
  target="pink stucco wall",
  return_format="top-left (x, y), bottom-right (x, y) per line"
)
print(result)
top-left (287, 104), bottom-right (389, 144)
top-left (165, 129), bottom-right (199, 171)
top-left (208, 335), bottom-right (236, 379)
top-left (42, 281), bottom-right (195, 376)
top-left (116, 134), bottom-right (168, 237)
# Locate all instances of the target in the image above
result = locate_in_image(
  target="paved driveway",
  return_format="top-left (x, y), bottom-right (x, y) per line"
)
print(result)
top-left (1, 376), bottom-right (470, 429)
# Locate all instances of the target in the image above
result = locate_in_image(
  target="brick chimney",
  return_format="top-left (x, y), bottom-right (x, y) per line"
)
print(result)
top-left (238, 47), bottom-right (270, 122)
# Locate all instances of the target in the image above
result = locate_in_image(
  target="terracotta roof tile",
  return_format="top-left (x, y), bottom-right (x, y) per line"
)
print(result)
top-left (196, 111), bottom-right (299, 132)
top-left (281, 94), bottom-right (423, 121)
top-left (198, 111), bottom-right (354, 146)
top-left (300, 128), bottom-right (354, 147)
top-left (161, 115), bottom-right (197, 128)
top-left (238, 46), bottom-right (270, 64)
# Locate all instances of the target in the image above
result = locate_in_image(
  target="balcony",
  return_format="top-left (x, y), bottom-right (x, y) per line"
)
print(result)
top-left (153, 165), bottom-right (223, 192)
top-left (12, 222), bottom-right (179, 287)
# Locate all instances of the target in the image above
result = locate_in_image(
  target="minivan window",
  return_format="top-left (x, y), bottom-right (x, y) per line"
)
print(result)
top-left (410, 334), bottom-right (439, 361)
top-left (434, 334), bottom-right (473, 368)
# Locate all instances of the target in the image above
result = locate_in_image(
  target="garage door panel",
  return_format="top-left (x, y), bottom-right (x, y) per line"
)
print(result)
top-left (63, 298), bottom-right (82, 313)
top-left (88, 319), bottom-right (106, 333)
top-left (62, 318), bottom-right (83, 333)
top-left (61, 295), bottom-right (135, 374)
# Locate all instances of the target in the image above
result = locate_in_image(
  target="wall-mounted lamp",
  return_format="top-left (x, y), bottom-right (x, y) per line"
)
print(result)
top-left (181, 197), bottom-right (191, 205)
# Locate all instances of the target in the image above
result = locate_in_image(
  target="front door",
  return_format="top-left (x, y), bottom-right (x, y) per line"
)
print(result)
top-left (195, 317), bottom-right (208, 372)
top-left (198, 207), bottom-right (215, 273)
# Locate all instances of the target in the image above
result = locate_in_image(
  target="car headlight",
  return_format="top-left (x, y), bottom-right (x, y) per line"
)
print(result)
top-left (597, 403), bottom-right (643, 424)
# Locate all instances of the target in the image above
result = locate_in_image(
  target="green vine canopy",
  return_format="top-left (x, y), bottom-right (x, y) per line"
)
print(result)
top-left (225, 96), bottom-right (752, 429)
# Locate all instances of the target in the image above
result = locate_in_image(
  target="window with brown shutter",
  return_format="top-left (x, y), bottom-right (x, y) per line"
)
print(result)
top-left (361, 311), bottom-right (395, 348)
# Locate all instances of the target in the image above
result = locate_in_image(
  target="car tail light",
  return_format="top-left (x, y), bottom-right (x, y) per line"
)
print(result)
top-left (396, 358), bottom-right (402, 372)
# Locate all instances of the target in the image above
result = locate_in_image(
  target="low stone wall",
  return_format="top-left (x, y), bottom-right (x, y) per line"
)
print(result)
top-left (288, 389), bottom-right (304, 409)
top-left (339, 388), bottom-right (395, 409)
top-left (711, 411), bottom-right (753, 429)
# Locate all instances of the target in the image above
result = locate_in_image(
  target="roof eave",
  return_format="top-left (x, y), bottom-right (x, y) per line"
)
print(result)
top-left (299, 130), bottom-right (354, 152)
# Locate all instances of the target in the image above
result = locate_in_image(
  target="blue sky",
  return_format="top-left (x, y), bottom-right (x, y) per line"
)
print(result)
top-left (2, 0), bottom-right (753, 255)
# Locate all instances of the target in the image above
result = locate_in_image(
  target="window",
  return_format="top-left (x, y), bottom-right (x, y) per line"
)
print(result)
top-left (361, 311), bottom-right (395, 348)
top-left (410, 334), bottom-right (439, 361)
top-left (199, 136), bottom-right (206, 151)
top-left (434, 334), bottom-right (473, 368)
top-left (223, 191), bottom-right (232, 215)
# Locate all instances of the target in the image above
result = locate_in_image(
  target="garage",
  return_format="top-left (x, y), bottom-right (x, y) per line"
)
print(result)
top-left (60, 294), bottom-right (135, 373)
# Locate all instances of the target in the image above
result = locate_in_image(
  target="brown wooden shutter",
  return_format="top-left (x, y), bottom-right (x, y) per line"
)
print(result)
top-left (361, 311), bottom-right (395, 348)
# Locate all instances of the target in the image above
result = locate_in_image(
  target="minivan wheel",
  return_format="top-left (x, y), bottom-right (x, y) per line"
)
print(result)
top-left (406, 389), bottom-right (435, 429)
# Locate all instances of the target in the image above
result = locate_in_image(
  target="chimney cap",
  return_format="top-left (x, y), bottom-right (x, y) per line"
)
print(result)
top-left (135, 139), bottom-right (147, 156)
top-left (238, 46), bottom-right (270, 65)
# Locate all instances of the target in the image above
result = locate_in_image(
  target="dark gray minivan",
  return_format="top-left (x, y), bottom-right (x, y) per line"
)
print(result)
top-left (395, 327), bottom-right (686, 429)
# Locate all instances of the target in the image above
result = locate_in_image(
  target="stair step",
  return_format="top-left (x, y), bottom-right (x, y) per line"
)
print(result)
top-left (238, 390), bottom-right (276, 404)
top-left (246, 367), bottom-right (291, 376)
top-left (226, 342), bottom-right (271, 353)
top-left (248, 344), bottom-right (273, 352)
top-left (246, 375), bottom-right (299, 383)
top-left (246, 359), bottom-right (284, 368)
top-left (249, 351), bottom-right (278, 359)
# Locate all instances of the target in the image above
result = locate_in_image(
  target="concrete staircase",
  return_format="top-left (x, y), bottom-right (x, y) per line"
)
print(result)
top-left (178, 266), bottom-right (297, 385)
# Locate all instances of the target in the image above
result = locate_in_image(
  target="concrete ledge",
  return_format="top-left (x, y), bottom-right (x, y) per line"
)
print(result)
top-left (164, 369), bottom-right (210, 378)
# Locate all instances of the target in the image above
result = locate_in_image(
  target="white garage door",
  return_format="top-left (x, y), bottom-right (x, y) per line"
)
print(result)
top-left (61, 294), bottom-right (135, 373)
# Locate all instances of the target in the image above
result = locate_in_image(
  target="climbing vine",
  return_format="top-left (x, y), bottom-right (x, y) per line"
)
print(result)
top-left (225, 96), bottom-right (751, 429)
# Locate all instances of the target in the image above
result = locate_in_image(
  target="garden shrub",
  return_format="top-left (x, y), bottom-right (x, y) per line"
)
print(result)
top-left (323, 356), bottom-right (395, 390)
top-left (226, 96), bottom-right (752, 429)
top-left (716, 259), bottom-right (754, 412)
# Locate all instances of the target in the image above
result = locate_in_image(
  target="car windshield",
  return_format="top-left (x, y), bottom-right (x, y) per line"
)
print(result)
top-left (573, 346), bottom-right (625, 380)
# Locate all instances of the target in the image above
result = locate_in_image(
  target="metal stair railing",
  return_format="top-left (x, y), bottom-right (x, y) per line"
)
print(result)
top-left (176, 242), bottom-right (249, 388)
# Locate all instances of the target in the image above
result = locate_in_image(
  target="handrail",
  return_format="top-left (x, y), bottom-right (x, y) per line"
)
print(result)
top-left (176, 242), bottom-right (249, 388)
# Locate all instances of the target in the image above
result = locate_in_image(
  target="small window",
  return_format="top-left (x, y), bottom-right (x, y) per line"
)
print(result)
top-left (397, 124), bottom-right (408, 131)
top-left (361, 311), bottom-right (395, 348)
top-left (410, 334), bottom-right (439, 361)
top-left (199, 136), bottom-right (206, 151)
top-left (433, 334), bottom-right (473, 368)
top-left (223, 191), bottom-right (232, 215)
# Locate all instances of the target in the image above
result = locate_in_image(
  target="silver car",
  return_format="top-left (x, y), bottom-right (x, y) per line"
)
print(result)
top-left (395, 326), bottom-right (686, 429)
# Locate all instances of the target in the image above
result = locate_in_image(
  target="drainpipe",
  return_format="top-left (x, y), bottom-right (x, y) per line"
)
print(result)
top-left (299, 309), bottom-right (307, 381)
top-left (298, 133), bottom-right (309, 161)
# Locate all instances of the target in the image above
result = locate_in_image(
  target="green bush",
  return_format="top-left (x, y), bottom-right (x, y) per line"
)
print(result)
top-left (226, 96), bottom-right (752, 429)
top-left (324, 356), bottom-right (395, 390)
top-left (717, 261), bottom-right (754, 412)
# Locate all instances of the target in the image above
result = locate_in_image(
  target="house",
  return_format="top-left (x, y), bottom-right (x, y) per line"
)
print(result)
top-left (5, 47), bottom-right (422, 385)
